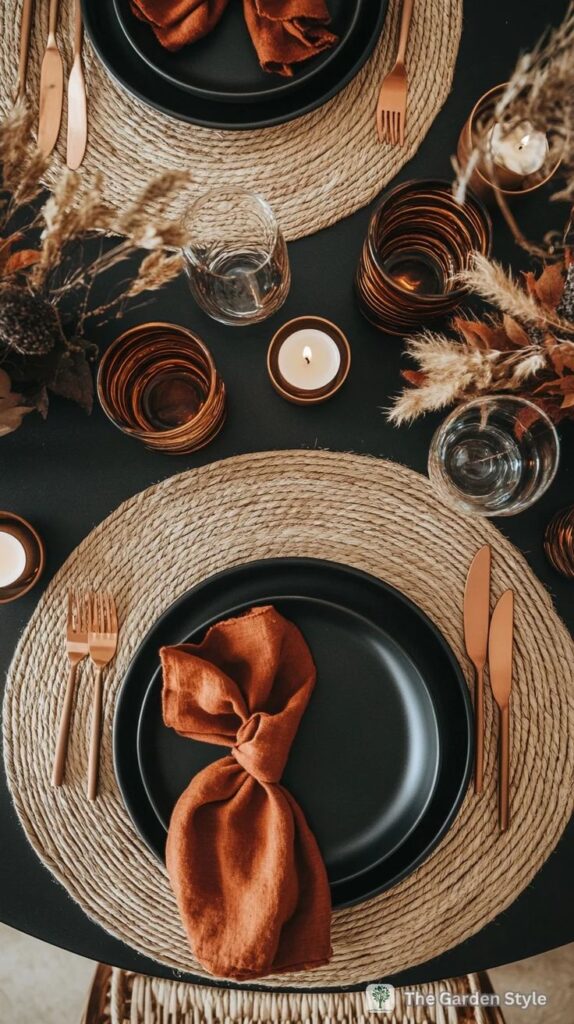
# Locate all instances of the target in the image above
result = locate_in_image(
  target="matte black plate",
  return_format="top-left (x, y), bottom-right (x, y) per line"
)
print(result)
top-left (114, 559), bottom-right (473, 907)
top-left (82, 0), bottom-right (388, 129)
top-left (114, 0), bottom-right (364, 102)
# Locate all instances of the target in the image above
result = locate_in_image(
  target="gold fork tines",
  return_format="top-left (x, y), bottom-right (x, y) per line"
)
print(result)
top-left (52, 589), bottom-right (90, 787)
top-left (376, 0), bottom-right (414, 146)
top-left (87, 591), bottom-right (119, 801)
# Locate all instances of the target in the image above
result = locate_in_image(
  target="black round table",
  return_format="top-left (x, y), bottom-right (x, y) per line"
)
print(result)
top-left (1, 0), bottom-right (572, 992)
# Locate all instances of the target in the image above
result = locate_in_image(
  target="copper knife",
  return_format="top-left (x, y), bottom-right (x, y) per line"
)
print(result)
top-left (488, 589), bottom-right (514, 832)
top-left (16, 0), bottom-right (34, 101)
top-left (66, 0), bottom-right (87, 169)
top-left (464, 544), bottom-right (491, 795)
top-left (38, 0), bottom-right (64, 156)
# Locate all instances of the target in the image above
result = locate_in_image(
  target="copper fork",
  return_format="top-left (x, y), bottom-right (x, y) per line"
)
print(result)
top-left (52, 589), bottom-right (90, 787)
top-left (376, 0), bottom-right (415, 145)
top-left (87, 592), bottom-right (119, 801)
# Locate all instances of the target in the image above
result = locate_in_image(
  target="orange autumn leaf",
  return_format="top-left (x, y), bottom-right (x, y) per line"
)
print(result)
top-left (535, 375), bottom-right (574, 396)
top-left (453, 318), bottom-right (511, 351)
top-left (401, 369), bottom-right (427, 386)
top-left (502, 314), bottom-right (530, 347)
top-left (547, 340), bottom-right (574, 375)
top-left (523, 264), bottom-right (565, 310)
top-left (2, 249), bottom-right (41, 275)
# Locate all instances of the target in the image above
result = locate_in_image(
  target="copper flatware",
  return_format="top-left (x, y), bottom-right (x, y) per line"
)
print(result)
top-left (463, 545), bottom-right (491, 795)
top-left (16, 0), bottom-right (34, 101)
top-left (87, 592), bottom-right (119, 801)
top-left (375, 0), bottom-right (414, 145)
top-left (52, 590), bottom-right (89, 787)
top-left (488, 589), bottom-right (514, 832)
top-left (66, 0), bottom-right (87, 169)
top-left (38, 0), bottom-right (64, 156)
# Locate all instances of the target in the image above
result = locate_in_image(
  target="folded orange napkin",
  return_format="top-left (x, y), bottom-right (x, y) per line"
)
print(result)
top-left (131, 0), bottom-right (338, 77)
top-left (160, 605), bottom-right (332, 980)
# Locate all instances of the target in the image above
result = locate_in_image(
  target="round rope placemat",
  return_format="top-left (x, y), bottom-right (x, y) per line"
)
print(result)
top-left (4, 450), bottom-right (574, 987)
top-left (0, 0), bottom-right (461, 239)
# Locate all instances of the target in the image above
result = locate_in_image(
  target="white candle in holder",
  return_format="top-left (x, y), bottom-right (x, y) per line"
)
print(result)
top-left (0, 530), bottom-right (27, 588)
top-left (277, 329), bottom-right (341, 391)
top-left (488, 121), bottom-right (549, 177)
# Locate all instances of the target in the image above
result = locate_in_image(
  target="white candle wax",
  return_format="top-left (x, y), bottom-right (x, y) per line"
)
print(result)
top-left (277, 329), bottom-right (341, 391)
top-left (488, 121), bottom-right (549, 177)
top-left (0, 530), bottom-right (27, 588)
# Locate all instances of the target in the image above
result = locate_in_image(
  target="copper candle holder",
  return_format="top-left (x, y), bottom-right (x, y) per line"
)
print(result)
top-left (356, 180), bottom-right (492, 336)
top-left (457, 83), bottom-right (562, 202)
top-left (97, 323), bottom-right (226, 454)
top-left (267, 316), bottom-right (351, 405)
top-left (0, 512), bottom-right (45, 604)
top-left (544, 506), bottom-right (574, 578)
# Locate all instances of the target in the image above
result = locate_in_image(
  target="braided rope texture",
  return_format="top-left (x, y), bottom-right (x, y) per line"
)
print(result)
top-left (4, 451), bottom-right (574, 987)
top-left (0, 0), bottom-right (461, 239)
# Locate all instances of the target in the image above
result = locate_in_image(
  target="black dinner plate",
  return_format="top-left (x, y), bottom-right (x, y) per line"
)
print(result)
top-left (114, 0), bottom-right (365, 102)
top-left (82, 0), bottom-right (388, 129)
top-left (114, 559), bottom-right (473, 907)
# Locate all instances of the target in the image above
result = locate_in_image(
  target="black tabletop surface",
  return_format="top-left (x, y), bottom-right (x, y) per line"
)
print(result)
top-left (1, 0), bottom-right (573, 992)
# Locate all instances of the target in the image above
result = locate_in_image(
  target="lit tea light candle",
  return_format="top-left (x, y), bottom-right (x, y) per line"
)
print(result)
top-left (268, 317), bottom-right (351, 405)
top-left (0, 529), bottom-right (27, 588)
top-left (488, 121), bottom-right (549, 179)
top-left (0, 513), bottom-right (45, 603)
top-left (277, 329), bottom-right (341, 391)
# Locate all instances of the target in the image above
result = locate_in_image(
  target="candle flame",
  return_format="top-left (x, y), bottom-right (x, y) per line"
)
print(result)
top-left (519, 133), bottom-right (531, 150)
top-left (303, 346), bottom-right (312, 365)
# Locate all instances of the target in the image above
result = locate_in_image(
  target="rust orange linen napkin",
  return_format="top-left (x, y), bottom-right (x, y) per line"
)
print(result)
top-left (160, 605), bottom-right (332, 980)
top-left (130, 0), bottom-right (338, 76)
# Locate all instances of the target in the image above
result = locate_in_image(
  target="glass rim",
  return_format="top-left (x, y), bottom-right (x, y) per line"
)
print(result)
top-left (181, 187), bottom-right (280, 278)
top-left (366, 179), bottom-right (492, 300)
top-left (429, 394), bottom-right (560, 517)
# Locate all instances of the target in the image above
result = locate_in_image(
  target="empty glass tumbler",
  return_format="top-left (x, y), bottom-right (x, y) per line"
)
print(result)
top-left (428, 396), bottom-right (559, 517)
top-left (182, 189), bottom-right (291, 326)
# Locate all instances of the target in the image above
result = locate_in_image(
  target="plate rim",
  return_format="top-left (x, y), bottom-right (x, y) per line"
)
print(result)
top-left (82, 0), bottom-right (388, 129)
top-left (113, 557), bottom-right (473, 907)
top-left (112, 0), bottom-right (366, 102)
top-left (135, 592), bottom-right (443, 884)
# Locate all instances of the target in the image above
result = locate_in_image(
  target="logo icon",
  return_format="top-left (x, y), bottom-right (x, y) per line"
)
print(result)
top-left (366, 983), bottom-right (395, 1013)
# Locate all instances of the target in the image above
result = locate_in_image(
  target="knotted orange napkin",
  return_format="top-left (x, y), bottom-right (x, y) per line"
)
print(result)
top-left (131, 0), bottom-right (338, 77)
top-left (160, 605), bottom-right (332, 980)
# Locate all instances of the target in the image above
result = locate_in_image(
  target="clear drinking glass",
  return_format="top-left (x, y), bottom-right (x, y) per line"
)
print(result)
top-left (182, 189), bottom-right (291, 326)
top-left (428, 396), bottom-right (559, 516)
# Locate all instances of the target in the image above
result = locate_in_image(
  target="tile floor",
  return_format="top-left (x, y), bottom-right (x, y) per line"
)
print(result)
top-left (1, 921), bottom-right (573, 1023)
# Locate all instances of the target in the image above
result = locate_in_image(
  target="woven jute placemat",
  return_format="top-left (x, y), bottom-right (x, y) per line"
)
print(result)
top-left (4, 450), bottom-right (574, 987)
top-left (0, 0), bottom-right (461, 239)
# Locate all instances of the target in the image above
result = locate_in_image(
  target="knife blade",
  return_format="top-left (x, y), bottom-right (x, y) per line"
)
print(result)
top-left (489, 589), bottom-right (514, 831)
top-left (66, 0), bottom-right (87, 170)
top-left (38, 0), bottom-right (63, 157)
top-left (463, 544), bottom-right (491, 794)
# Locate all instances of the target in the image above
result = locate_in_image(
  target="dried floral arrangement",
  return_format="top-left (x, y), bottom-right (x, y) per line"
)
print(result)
top-left (455, 2), bottom-right (574, 258)
top-left (389, 253), bottom-right (574, 427)
top-left (0, 102), bottom-right (189, 436)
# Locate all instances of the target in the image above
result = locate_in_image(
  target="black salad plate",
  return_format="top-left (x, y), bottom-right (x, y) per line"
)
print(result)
top-left (82, 0), bottom-right (388, 129)
top-left (114, 0), bottom-right (366, 102)
top-left (114, 559), bottom-right (473, 907)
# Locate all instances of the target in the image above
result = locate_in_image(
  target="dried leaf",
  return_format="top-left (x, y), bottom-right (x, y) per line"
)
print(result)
top-left (532, 263), bottom-right (565, 309)
top-left (47, 343), bottom-right (93, 413)
top-left (546, 340), bottom-right (574, 374)
top-left (2, 249), bottom-right (41, 275)
top-left (0, 367), bottom-right (33, 436)
top-left (401, 369), bottom-right (428, 386)
top-left (453, 317), bottom-right (513, 352)
top-left (502, 315), bottom-right (531, 347)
